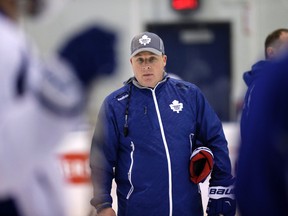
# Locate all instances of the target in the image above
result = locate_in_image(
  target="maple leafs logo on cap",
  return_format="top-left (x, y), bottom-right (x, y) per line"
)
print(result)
top-left (139, 35), bottom-right (151, 46)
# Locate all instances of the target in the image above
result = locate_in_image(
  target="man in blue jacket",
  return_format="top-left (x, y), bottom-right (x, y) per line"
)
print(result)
top-left (236, 28), bottom-right (288, 118)
top-left (90, 32), bottom-right (235, 216)
top-left (241, 29), bottom-right (288, 116)
top-left (236, 54), bottom-right (288, 216)
top-left (236, 29), bottom-right (288, 215)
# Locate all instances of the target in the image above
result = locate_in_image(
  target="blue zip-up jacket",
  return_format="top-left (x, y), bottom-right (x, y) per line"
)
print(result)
top-left (241, 60), bottom-right (270, 131)
top-left (90, 76), bottom-right (233, 216)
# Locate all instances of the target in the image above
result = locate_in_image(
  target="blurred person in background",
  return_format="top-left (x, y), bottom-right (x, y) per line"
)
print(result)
top-left (236, 28), bottom-right (288, 118)
top-left (240, 28), bottom-right (288, 138)
top-left (0, 0), bottom-right (116, 216)
top-left (90, 32), bottom-right (235, 216)
top-left (243, 28), bottom-right (288, 92)
top-left (236, 28), bottom-right (288, 215)
top-left (236, 47), bottom-right (288, 216)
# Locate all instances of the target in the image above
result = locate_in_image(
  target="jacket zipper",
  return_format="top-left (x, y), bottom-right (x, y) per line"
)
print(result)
top-left (189, 133), bottom-right (194, 154)
top-left (126, 141), bottom-right (135, 199)
top-left (151, 88), bottom-right (173, 216)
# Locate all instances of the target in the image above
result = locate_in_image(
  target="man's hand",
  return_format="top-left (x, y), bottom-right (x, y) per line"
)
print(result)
top-left (97, 207), bottom-right (116, 216)
top-left (189, 147), bottom-right (214, 184)
top-left (206, 185), bottom-right (236, 216)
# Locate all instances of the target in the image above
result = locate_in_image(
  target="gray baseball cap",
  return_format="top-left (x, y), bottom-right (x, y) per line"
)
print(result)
top-left (130, 32), bottom-right (165, 57)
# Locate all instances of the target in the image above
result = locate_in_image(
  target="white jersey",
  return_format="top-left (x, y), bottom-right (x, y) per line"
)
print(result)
top-left (0, 13), bottom-right (85, 216)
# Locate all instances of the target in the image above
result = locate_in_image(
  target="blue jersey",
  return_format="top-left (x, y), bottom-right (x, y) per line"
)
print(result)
top-left (90, 76), bottom-right (233, 216)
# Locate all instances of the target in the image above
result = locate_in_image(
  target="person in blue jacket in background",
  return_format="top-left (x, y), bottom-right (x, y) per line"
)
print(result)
top-left (235, 28), bottom-right (288, 118)
top-left (236, 51), bottom-right (288, 216)
top-left (236, 29), bottom-right (288, 216)
top-left (90, 32), bottom-right (235, 216)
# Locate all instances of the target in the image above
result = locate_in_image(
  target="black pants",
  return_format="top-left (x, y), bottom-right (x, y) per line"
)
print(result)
top-left (0, 198), bottom-right (21, 216)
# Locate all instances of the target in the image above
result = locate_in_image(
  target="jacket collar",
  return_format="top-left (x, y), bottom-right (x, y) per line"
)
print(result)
top-left (124, 72), bottom-right (169, 89)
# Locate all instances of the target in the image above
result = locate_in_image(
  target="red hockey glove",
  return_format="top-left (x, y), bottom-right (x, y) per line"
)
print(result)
top-left (189, 147), bottom-right (214, 184)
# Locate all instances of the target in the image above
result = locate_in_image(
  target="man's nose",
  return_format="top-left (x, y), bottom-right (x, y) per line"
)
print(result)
top-left (142, 65), bottom-right (151, 70)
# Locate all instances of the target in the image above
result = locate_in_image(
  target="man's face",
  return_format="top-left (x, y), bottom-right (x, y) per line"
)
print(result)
top-left (130, 51), bottom-right (167, 88)
top-left (24, 0), bottom-right (69, 20)
top-left (25, 0), bottom-right (46, 16)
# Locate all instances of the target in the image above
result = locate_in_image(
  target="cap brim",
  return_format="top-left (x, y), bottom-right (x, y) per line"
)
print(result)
top-left (130, 47), bottom-right (162, 58)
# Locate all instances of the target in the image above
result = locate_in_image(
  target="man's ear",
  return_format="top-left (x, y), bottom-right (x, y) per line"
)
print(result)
top-left (266, 47), bottom-right (275, 59)
top-left (163, 55), bottom-right (167, 67)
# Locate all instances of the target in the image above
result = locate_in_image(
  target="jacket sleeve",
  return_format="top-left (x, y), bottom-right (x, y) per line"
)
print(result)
top-left (90, 97), bottom-right (119, 210)
top-left (194, 87), bottom-right (233, 186)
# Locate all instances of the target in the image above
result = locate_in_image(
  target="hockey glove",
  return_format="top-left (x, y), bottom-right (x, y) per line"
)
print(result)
top-left (58, 25), bottom-right (116, 88)
top-left (189, 147), bottom-right (214, 184)
top-left (206, 184), bottom-right (236, 216)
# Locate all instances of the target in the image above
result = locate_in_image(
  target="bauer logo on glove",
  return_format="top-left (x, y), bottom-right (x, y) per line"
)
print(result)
top-left (189, 146), bottom-right (214, 184)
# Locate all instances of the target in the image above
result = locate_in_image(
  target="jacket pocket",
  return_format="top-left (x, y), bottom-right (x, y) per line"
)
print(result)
top-left (126, 141), bottom-right (135, 199)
